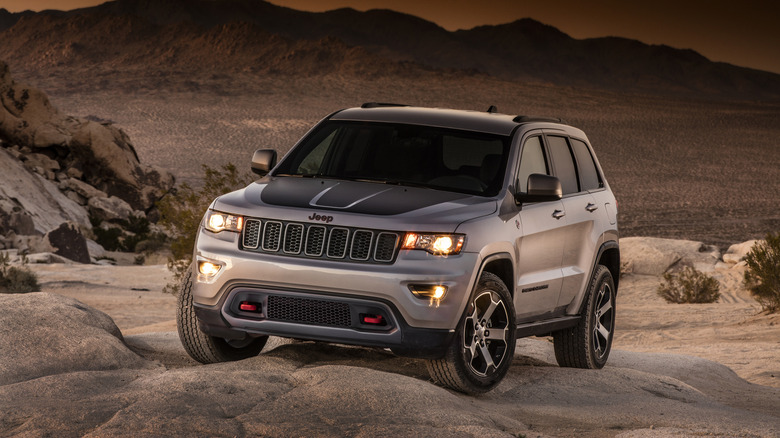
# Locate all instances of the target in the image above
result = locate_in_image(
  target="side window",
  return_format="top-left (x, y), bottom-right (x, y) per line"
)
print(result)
top-left (547, 135), bottom-right (579, 195)
top-left (517, 136), bottom-right (548, 192)
top-left (570, 138), bottom-right (602, 191)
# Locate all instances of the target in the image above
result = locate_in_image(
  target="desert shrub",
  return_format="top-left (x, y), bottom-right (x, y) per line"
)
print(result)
top-left (133, 231), bottom-right (168, 254)
top-left (657, 266), bottom-right (720, 304)
top-left (0, 253), bottom-right (40, 294)
top-left (157, 163), bottom-right (253, 294)
top-left (91, 214), bottom-right (157, 252)
top-left (743, 232), bottom-right (780, 313)
top-left (93, 226), bottom-right (124, 251)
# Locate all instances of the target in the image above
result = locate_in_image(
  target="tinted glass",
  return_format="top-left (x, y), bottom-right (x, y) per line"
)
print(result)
top-left (274, 121), bottom-right (511, 196)
top-left (547, 135), bottom-right (579, 195)
top-left (571, 138), bottom-right (602, 191)
top-left (517, 136), bottom-right (548, 192)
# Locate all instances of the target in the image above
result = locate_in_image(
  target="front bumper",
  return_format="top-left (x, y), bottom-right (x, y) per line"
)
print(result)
top-left (191, 228), bottom-right (480, 357)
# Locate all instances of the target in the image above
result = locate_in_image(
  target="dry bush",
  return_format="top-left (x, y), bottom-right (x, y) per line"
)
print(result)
top-left (0, 253), bottom-right (40, 294)
top-left (157, 163), bottom-right (253, 294)
top-left (744, 232), bottom-right (780, 313)
top-left (657, 266), bottom-right (720, 304)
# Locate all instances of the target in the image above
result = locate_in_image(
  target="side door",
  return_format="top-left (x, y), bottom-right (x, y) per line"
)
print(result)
top-left (513, 134), bottom-right (567, 321)
top-left (545, 134), bottom-right (602, 308)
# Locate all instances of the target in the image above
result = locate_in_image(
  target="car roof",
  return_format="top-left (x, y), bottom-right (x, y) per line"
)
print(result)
top-left (330, 104), bottom-right (566, 136)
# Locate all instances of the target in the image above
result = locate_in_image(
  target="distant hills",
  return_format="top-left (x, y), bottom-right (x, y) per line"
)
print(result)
top-left (2, 0), bottom-right (779, 100)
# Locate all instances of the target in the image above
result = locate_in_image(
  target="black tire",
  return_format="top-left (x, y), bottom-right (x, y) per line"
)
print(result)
top-left (553, 265), bottom-right (615, 369)
top-left (176, 266), bottom-right (267, 363)
top-left (426, 272), bottom-right (516, 395)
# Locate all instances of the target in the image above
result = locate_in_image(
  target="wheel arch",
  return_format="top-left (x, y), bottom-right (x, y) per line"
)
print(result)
top-left (477, 253), bottom-right (515, 299)
top-left (597, 241), bottom-right (620, 294)
top-left (566, 240), bottom-right (620, 315)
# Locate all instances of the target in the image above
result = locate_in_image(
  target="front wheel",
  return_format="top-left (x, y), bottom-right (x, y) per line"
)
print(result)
top-left (553, 265), bottom-right (615, 369)
top-left (426, 272), bottom-right (516, 394)
top-left (177, 266), bottom-right (267, 363)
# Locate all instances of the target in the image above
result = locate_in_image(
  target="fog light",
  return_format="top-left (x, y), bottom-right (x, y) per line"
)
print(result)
top-left (198, 260), bottom-right (222, 277)
top-left (409, 284), bottom-right (448, 300)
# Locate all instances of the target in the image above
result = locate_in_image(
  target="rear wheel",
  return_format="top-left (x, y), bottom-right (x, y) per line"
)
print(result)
top-left (426, 272), bottom-right (516, 394)
top-left (177, 266), bottom-right (267, 363)
top-left (553, 265), bottom-right (615, 369)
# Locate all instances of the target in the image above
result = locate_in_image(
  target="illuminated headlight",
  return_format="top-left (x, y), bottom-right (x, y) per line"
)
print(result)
top-left (205, 210), bottom-right (244, 233)
top-left (401, 233), bottom-right (465, 255)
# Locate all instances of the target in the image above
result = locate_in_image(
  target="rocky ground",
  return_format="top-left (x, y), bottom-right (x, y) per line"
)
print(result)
top-left (1, 238), bottom-right (778, 437)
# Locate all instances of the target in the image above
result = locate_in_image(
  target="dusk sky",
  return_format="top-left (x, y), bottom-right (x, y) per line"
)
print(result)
top-left (2, 0), bottom-right (778, 74)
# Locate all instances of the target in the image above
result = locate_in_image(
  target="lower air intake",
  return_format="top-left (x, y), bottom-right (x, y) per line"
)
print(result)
top-left (267, 295), bottom-right (351, 327)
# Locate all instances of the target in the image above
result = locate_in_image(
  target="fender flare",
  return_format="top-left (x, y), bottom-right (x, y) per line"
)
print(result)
top-left (567, 240), bottom-right (620, 315)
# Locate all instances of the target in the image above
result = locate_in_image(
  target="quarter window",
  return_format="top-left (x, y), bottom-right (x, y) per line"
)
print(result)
top-left (571, 138), bottom-right (602, 191)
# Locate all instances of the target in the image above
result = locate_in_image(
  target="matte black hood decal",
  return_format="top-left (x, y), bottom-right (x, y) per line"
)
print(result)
top-left (260, 177), bottom-right (470, 215)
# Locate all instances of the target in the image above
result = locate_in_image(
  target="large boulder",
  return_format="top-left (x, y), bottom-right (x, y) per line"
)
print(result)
top-left (0, 61), bottom-right (173, 212)
top-left (41, 221), bottom-right (91, 264)
top-left (0, 148), bottom-right (90, 234)
top-left (620, 237), bottom-right (722, 275)
top-left (0, 292), bottom-right (157, 386)
top-left (88, 195), bottom-right (136, 222)
top-left (723, 240), bottom-right (761, 264)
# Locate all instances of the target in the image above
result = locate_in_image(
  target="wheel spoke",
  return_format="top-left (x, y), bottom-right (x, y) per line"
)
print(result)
top-left (480, 298), bottom-right (499, 322)
top-left (468, 340), bottom-right (479, 361)
top-left (597, 299), bottom-right (612, 318)
top-left (593, 326), bottom-right (603, 353)
top-left (596, 321), bottom-right (610, 341)
top-left (486, 326), bottom-right (507, 342)
top-left (477, 343), bottom-right (495, 371)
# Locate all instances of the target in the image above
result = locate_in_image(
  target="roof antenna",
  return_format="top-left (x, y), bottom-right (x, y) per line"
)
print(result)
top-left (487, 105), bottom-right (498, 113)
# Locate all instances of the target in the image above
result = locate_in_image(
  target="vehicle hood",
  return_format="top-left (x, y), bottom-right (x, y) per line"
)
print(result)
top-left (212, 177), bottom-right (498, 230)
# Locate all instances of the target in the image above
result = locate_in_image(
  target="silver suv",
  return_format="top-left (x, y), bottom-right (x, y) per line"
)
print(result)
top-left (177, 104), bottom-right (620, 394)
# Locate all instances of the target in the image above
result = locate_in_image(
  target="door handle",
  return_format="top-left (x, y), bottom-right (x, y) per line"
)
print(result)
top-left (586, 203), bottom-right (598, 212)
top-left (552, 210), bottom-right (565, 220)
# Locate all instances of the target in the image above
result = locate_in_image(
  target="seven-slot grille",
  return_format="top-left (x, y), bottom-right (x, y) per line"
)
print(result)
top-left (242, 218), bottom-right (400, 263)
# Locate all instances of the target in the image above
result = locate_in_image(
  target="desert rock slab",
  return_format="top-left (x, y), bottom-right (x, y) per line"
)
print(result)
top-left (0, 292), bottom-right (157, 386)
top-left (620, 236), bottom-right (721, 275)
top-left (0, 148), bottom-right (90, 234)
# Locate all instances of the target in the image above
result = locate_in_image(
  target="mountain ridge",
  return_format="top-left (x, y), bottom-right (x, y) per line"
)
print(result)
top-left (1, 0), bottom-right (778, 100)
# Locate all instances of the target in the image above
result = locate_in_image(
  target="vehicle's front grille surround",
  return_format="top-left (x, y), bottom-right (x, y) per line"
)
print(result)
top-left (262, 221), bottom-right (282, 252)
top-left (241, 218), bottom-right (401, 264)
top-left (327, 228), bottom-right (349, 259)
top-left (243, 219), bottom-right (261, 249)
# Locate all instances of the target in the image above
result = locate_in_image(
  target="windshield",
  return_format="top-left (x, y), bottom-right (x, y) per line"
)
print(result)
top-left (274, 121), bottom-right (511, 197)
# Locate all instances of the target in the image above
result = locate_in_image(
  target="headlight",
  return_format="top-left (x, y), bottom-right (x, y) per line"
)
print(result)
top-left (204, 210), bottom-right (244, 233)
top-left (401, 233), bottom-right (465, 255)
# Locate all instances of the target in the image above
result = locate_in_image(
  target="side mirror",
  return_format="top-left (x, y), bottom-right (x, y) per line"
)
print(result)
top-left (251, 149), bottom-right (277, 176)
top-left (515, 174), bottom-right (562, 203)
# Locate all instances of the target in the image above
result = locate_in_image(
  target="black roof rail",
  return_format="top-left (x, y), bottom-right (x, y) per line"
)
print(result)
top-left (487, 105), bottom-right (498, 113)
top-left (361, 102), bottom-right (410, 109)
top-left (513, 115), bottom-right (565, 124)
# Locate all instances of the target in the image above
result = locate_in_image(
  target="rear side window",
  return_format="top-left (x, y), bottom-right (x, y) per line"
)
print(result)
top-left (517, 136), bottom-right (548, 192)
top-left (547, 135), bottom-right (579, 195)
top-left (571, 138), bottom-right (602, 191)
